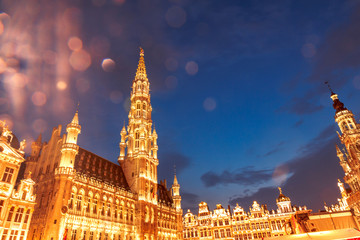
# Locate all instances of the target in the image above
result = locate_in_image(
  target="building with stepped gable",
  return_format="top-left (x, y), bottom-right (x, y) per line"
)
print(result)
top-left (0, 121), bottom-right (36, 240)
top-left (23, 49), bottom-right (183, 240)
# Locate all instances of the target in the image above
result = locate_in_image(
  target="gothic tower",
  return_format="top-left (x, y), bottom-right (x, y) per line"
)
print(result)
top-left (119, 48), bottom-right (160, 239)
top-left (59, 110), bottom-right (81, 169)
top-left (330, 90), bottom-right (360, 214)
top-left (172, 174), bottom-right (181, 210)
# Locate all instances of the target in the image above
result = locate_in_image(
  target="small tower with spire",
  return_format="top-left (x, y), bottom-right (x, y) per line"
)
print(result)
top-left (59, 109), bottom-right (81, 169)
top-left (172, 167), bottom-right (181, 211)
top-left (276, 187), bottom-right (291, 213)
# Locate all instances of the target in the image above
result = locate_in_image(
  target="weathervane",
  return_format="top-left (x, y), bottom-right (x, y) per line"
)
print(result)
top-left (324, 81), bottom-right (333, 93)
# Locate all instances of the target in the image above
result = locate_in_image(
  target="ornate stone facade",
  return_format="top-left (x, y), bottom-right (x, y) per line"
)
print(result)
top-left (183, 189), bottom-right (308, 240)
top-left (0, 121), bottom-right (36, 240)
top-left (24, 49), bottom-right (183, 240)
top-left (329, 90), bottom-right (360, 218)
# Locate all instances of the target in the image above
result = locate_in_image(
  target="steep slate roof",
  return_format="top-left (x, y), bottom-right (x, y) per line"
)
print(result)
top-left (157, 182), bottom-right (173, 206)
top-left (74, 147), bottom-right (130, 191)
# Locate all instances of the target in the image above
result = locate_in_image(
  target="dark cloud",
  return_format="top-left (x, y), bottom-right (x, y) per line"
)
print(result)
top-left (228, 125), bottom-right (343, 211)
top-left (278, 97), bottom-right (324, 115)
top-left (229, 187), bottom-right (279, 210)
top-left (201, 167), bottom-right (272, 187)
top-left (157, 151), bottom-right (191, 182)
top-left (182, 191), bottom-right (200, 214)
top-left (279, 3), bottom-right (360, 116)
top-left (309, 4), bottom-right (360, 84)
top-left (297, 124), bottom-right (337, 154)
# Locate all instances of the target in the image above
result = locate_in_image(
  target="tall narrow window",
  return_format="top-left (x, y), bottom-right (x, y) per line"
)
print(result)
top-left (71, 229), bottom-right (77, 240)
top-left (68, 194), bottom-right (74, 209)
top-left (93, 199), bottom-right (98, 214)
top-left (76, 195), bottom-right (82, 211)
top-left (7, 206), bottom-right (15, 221)
top-left (0, 200), bottom-right (4, 215)
top-left (24, 209), bottom-right (30, 223)
top-left (2, 167), bottom-right (14, 183)
top-left (107, 203), bottom-right (111, 217)
top-left (135, 132), bottom-right (140, 149)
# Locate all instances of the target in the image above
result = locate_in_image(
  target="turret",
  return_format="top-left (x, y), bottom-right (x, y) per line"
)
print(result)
top-left (330, 91), bottom-right (358, 134)
top-left (59, 110), bottom-right (81, 168)
top-left (172, 174), bottom-right (181, 210)
top-left (336, 144), bottom-right (351, 173)
top-left (118, 125), bottom-right (127, 162)
top-left (338, 179), bottom-right (347, 198)
top-left (152, 127), bottom-right (158, 159)
top-left (30, 133), bottom-right (42, 158)
top-left (276, 187), bottom-right (292, 213)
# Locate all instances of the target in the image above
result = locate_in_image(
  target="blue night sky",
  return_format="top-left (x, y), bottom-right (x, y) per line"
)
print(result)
top-left (1, 0), bottom-right (360, 213)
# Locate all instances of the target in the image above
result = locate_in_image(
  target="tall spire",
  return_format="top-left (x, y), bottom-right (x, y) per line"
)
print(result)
top-left (325, 82), bottom-right (347, 113)
top-left (135, 47), bottom-right (147, 81)
top-left (71, 109), bottom-right (79, 125)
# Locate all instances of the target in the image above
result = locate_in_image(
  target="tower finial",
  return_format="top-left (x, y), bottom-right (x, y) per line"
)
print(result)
top-left (135, 47), bottom-right (147, 80)
top-left (324, 81), bottom-right (334, 95)
top-left (278, 187), bottom-right (282, 194)
top-left (76, 101), bottom-right (80, 113)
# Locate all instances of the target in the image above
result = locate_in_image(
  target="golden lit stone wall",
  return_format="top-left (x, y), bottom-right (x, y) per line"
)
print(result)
top-left (0, 121), bottom-right (36, 240)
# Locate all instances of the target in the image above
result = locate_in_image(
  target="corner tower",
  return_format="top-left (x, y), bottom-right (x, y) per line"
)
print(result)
top-left (329, 89), bottom-right (360, 215)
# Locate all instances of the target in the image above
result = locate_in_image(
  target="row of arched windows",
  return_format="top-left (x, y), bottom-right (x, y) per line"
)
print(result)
top-left (68, 187), bottom-right (135, 223)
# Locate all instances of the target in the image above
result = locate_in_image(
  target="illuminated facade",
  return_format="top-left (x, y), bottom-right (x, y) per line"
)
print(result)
top-left (24, 49), bottom-right (183, 240)
top-left (0, 121), bottom-right (36, 240)
top-left (183, 189), bottom-right (309, 240)
top-left (329, 91), bottom-right (360, 217)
